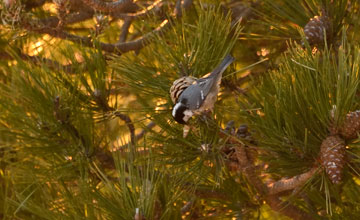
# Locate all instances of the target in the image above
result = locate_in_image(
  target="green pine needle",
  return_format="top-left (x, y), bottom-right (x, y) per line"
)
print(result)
top-left (242, 32), bottom-right (360, 175)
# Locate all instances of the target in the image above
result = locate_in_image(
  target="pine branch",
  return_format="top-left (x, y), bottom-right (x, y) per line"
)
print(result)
top-left (23, 0), bottom-right (192, 54)
top-left (24, 0), bottom-right (46, 9)
top-left (53, 96), bottom-right (90, 156)
top-left (117, 1), bottom-right (166, 42)
top-left (113, 121), bottom-right (156, 151)
top-left (115, 0), bottom-right (164, 20)
top-left (224, 124), bottom-right (316, 219)
top-left (81, 0), bottom-right (133, 13)
top-left (91, 91), bottom-right (136, 145)
top-left (38, 11), bottom-right (94, 28)
top-left (234, 145), bottom-right (267, 194)
top-left (134, 121), bottom-right (156, 141)
top-left (114, 112), bottom-right (135, 144)
top-left (267, 167), bottom-right (319, 195)
top-left (238, 145), bottom-right (315, 219)
top-left (118, 18), bottom-right (132, 43)
top-left (230, 139), bottom-right (315, 219)
top-left (266, 195), bottom-right (314, 220)
top-left (194, 188), bottom-right (229, 200)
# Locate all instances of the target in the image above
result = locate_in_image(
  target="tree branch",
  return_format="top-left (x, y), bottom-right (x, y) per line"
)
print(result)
top-left (23, 0), bottom-right (193, 54)
top-left (234, 145), bottom-right (268, 194)
top-left (81, 0), bottom-right (133, 13)
top-left (24, 0), bottom-right (46, 9)
top-left (114, 111), bottom-right (135, 145)
top-left (25, 18), bottom-right (170, 54)
top-left (38, 11), bottom-right (94, 28)
top-left (231, 140), bottom-right (315, 220)
top-left (267, 167), bottom-right (318, 195)
top-left (266, 195), bottom-right (314, 220)
top-left (194, 188), bottom-right (229, 200)
top-left (134, 121), bottom-right (156, 141)
top-left (127, 0), bottom-right (164, 18)
top-left (116, 121), bottom-right (156, 149)
top-left (111, 1), bottom-right (166, 20)
top-left (118, 18), bottom-right (132, 43)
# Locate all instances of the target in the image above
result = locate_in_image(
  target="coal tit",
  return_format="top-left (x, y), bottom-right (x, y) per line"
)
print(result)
top-left (171, 55), bottom-right (234, 124)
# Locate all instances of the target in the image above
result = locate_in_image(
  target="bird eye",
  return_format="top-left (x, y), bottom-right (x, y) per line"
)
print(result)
top-left (181, 98), bottom-right (188, 105)
top-left (174, 112), bottom-right (186, 124)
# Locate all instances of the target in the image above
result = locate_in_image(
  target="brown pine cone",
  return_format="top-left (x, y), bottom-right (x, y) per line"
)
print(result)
top-left (169, 76), bottom-right (196, 104)
top-left (320, 135), bottom-right (346, 184)
top-left (340, 111), bottom-right (360, 140)
top-left (304, 15), bottom-right (331, 46)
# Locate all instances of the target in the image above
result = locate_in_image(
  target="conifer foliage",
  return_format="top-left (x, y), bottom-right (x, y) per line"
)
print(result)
top-left (1, 0), bottom-right (360, 219)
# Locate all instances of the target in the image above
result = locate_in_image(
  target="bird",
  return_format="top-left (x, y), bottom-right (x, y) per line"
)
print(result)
top-left (170, 55), bottom-right (234, 124)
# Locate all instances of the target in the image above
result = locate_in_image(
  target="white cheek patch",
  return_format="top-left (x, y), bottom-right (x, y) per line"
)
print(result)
top-left (183, 109), bottom-right (193, 122)
top-left (172, 102), bottom-right (182, 117)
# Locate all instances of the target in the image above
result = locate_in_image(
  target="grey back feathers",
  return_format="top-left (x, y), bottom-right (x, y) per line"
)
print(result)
top-left (177, 55), bottom-right (234, 110)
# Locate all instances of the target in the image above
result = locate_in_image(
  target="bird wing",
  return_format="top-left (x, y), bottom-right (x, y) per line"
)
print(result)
top-left (177, 55), bottom-right (234, 110)
top-left (178, 83), bottom-right (205, 110)
top-left (194, 55), bottom-right (234, 99)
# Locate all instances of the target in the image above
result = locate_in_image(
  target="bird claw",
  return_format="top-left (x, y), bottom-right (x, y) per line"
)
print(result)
top-left (183, 125), bottom-right (191, 138)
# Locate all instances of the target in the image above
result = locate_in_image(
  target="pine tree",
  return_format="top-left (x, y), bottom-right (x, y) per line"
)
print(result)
top-left (1, 0), bottom-right (360, 219)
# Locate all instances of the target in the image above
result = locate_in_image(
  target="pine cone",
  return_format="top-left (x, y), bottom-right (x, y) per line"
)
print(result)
top-left (340, 111), bottom-right (360, 140)
top-left (304, 15), bottom-right (331, 46)
top-left (169, 76), bottom-right (196, 103)
top-left (320, 135), bottom-right (346, 184)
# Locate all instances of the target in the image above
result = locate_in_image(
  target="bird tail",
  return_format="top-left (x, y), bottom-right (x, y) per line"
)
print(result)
top-left (210, 55), bottom-right (234, 78)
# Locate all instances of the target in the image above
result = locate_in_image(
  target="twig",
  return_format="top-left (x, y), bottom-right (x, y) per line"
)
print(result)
top-left (115, 0), bottom-right (164, 20)
top-left (115, 121), bottom-right (156, 150)
top-left (38, 11), bottom-right (94, 28)
top-left (194, 188), bottom-right (229, 200)
top-left (90, 90), bottom-right (136, 145)
top-left (81, 0), bottom-right (133, 13)
top-left (181, 200), bottom-right (194, 214)
top-left (267, 167), bottom-right (318, 195)
top-left (114, 112), bottom-right (135, 145)
top-left (118, 18), bottom-right (132, 43)
top-left (134, 121), bottom-right (156, 141)
top-left (25, 19), bottom-right (170, 54)
top-left (266, 195), bottom-right (314, 220)
top-left (24, 0), bottom-right (46, 9)
top-left (129, 0), bottom-right (163, 18)
top-left (24, 0), bottom-right (193, 54)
